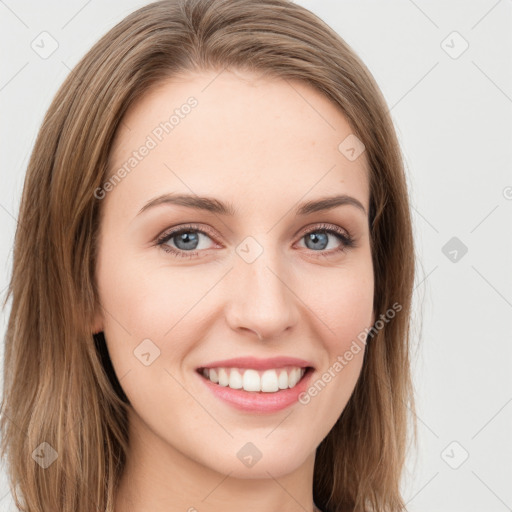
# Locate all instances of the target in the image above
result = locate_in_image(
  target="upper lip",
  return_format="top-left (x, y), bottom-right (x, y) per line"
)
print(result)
top-left (197, 356), bottom-right (315, 371)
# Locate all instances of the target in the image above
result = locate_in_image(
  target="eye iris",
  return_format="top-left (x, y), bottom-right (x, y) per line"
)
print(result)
top-left (175, 231), bottom-right (199, 250)
top-left (305, 232), bottom-right (328, 250)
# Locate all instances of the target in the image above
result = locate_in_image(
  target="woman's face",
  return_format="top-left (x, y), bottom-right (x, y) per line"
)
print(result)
top-left (93, 69), bottom-right (374, 479)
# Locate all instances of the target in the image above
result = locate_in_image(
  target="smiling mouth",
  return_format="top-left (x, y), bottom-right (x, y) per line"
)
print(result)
top-left (196, 366), bottom-right (313, 393)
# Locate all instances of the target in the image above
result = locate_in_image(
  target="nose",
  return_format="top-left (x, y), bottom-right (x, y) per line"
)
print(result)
top-left (224, 240), bottom-right (301, 341)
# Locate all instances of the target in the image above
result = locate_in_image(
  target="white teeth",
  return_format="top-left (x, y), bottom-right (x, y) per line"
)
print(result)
top-left (243, 369), bottom-right (261, 392)
top-left (261, 370), bottom-right (279, 392)
top-left (288, 367), bottom-right (301, 388)
top-left (218, 368), bottom-right (229, 387)
top-left (201, 366), bottom-right (307, 393)
top-left (278, 369), bottom-right (289, 390)
top-left (209, 368), bottom-right (219, 384)
top-left (229, 368), bottom-right (243, 389)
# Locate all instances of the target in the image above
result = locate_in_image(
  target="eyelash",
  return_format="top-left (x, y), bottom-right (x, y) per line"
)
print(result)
top-left (155, 223), bottom-right (355, 260)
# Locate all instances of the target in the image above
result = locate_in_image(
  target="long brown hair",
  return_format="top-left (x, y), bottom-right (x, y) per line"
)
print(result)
top-left (1, 1), bottom-right (416, 510)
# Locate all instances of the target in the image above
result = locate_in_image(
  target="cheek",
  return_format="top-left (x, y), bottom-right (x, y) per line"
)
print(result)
top-left (95, 250), bottom-right (206, 413)
top-left (97, 247), bottom-right (203, 335)
top-left (307, 261), bottom-right (372, 367)
top-left (288, 261), bottom-right (373, 447)
top-left (96, 246), bottom-right (221, 379)
top-left (303, 257), bottom-right (374, 351)
top-left (323, 280), bottom-right (373, 348)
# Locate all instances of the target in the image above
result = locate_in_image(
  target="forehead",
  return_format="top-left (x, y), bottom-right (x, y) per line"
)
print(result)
top-left (105, 69), bottom-right (370, 218)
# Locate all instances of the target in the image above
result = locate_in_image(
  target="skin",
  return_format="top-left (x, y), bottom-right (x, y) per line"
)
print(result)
top-left (93, 68), bottom-right (375, 512)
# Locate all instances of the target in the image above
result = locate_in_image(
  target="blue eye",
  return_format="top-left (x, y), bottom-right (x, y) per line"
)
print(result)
top-left (167, 230), bottom-right (202, 251)
top-left (297, 223), bottom-right (356, 259)
top-left (156, 223), bottom-right (355, 259)
top-left (301, 229), bottom-right (349, 252)
top-left (156, 224), bottom-right (217, 259)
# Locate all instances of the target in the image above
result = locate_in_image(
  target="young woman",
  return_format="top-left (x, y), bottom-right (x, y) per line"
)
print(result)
top-left (1, 1), bottom-right (416, 511)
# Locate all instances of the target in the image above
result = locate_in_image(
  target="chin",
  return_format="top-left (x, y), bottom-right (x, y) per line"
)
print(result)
top-left (202, 443), bottom-right (313, 480)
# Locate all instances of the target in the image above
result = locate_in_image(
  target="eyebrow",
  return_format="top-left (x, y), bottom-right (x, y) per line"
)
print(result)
top-left (137, 193), bottom-right (367, 217)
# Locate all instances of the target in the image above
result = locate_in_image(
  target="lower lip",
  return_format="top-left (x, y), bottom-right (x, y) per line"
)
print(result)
top-left (197, 368), bottom-right (314, 413)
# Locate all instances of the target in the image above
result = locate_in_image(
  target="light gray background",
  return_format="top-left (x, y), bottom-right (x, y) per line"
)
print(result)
top-left (1, 1), bottom-right (511, 511)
